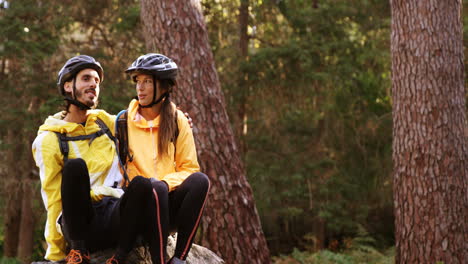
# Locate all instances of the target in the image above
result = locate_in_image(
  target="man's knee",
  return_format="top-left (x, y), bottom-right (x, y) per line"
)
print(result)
top-left (62, 158), bottom-right (88, 183)
top-left (63, 158), bottom-right (87, 174)
top-left (127, 176), bottom-right (153, 195)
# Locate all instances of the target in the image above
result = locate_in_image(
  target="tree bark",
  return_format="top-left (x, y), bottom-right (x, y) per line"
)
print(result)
top-left (17, 175), bottom-right (35, 263)
top-left (3, 182), bottom-right (22, 258)
top-left (3, 129), bottom-right (23, 258)
top-left (390, 1), bottom-right (467, 263)
top-left (236, 0), bottom-right (249, 155)
top-left (239, 0), bottom-right (249, 58)
top-left (313, 0), bottom-right (319, 9)
top-left (140, 1), bottom-right (271, 263)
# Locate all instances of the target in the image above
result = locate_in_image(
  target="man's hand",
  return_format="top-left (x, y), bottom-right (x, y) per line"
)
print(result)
top-left (185, 112), bottom-right (193, 128)
top-left (177, 106), bottom-right (194, 128)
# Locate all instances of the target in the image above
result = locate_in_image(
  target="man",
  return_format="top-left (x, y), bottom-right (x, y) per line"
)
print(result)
top-left (32, 55), bottom-right (159, 264)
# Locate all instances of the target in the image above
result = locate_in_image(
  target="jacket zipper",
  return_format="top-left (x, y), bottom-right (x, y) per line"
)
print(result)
top-left (149, 122), bottom-right (157, 178)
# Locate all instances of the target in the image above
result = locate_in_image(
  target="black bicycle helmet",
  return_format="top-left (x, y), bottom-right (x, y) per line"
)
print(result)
top-left (57, 55), bottom-right (104, 96)
top-left (125, 53), bottom-right (178, 81)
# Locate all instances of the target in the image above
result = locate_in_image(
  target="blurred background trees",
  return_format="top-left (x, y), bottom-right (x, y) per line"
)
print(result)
top-left (0, 0), bottom-right (466, 263)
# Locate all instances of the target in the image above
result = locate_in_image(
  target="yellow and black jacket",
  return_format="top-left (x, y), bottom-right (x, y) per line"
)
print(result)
top-left (32, 110), bottom-right (123, 261)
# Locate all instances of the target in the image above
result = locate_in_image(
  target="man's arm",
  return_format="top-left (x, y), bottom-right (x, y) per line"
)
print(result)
top-left (32, 132), bottom-right (68, 261)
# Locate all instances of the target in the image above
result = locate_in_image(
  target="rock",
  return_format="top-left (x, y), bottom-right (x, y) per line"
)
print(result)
top-left (166, 234), bottom-right (224, 264)
top-left (32, 234), bottom-right (224, 264)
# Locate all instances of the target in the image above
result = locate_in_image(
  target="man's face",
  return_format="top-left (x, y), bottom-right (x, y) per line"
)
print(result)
top-left (135, 74), bottom-right (166, 106)
top-left (64, 69), bottom-right (101, 108)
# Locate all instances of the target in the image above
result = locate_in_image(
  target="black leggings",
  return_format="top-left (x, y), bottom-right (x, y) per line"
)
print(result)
top-left (61, 158), bottom-right (120, 251)
top-left (61, 159), bottom-right (210, 264)
top-left (149, 172), bottom-right (211, 263)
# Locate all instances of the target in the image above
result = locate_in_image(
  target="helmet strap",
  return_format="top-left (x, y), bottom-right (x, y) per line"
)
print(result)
top-left (139, 92), bottom-right (169, 108)
top-left (64, 97), bottom-right (91, 110)
top-left (72, 78), bottom-right (77, 100)
top-left (64, 78), bottom-right (91, 110)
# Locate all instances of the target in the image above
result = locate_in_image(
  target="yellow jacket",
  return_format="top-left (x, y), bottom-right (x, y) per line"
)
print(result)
top-left (32, 110), bottom-right (123, 261)
top-left (126, 99), bottom-right (200, 191)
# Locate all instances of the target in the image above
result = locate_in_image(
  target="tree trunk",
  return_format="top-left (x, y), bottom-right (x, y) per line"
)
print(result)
top-left (3, 129), bottom-right (23, 258)
top-left (17, 172), bottom-right (35, 263)
top-left (313, 0), bottom-right (319, 9)
top-left (239, 0), bottom-right (249, 58)
top-left (3, 182), bottom-right (22, 258)
top-left (140, 1), bottom-right (271, 263)
top-left (236, 0), bottom-right (249, 155)
top-left (390, 1), bottom-right (467, 263)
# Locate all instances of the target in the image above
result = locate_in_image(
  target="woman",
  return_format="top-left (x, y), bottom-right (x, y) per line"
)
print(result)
top-left (111, 53), bottom-right (210, 264)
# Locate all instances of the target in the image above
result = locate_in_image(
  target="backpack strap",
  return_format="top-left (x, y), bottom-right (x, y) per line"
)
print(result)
top-left (55, 132), bottom-right (70, 161)
top-left (55, 118), bottom-right (115, 161)
top-left (95, 117), bottom-right (130, 189)
top-left (55, 117), bottom-right (127, 189)
top-left (115, 110), bottom-right (131, 188)
top-left (116, 110), bottom-right (131, 166)
top-left (95, 118), bottom-right (116, 143)
top-left (55, 132), bottom-right (100, 161)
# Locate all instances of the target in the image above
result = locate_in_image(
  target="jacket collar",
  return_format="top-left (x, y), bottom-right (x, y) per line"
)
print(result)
top-left (128, 99), bottom-right (161, 129)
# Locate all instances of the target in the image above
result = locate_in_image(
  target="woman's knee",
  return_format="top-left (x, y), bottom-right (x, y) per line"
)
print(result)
top-left (188, 172), bottom-right (210, 192)
top-left (150, 178), bottom-right (169, 195)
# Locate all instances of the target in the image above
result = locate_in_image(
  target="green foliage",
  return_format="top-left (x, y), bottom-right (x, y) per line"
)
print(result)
top-left (0, 0), bottom-right (143, 259)
top-left (273, 248), bottom-right (394, 264)
top-left (206, 0), bottom-right (394, 254)
top-left (1, 0), bottom-right (466, 260)
top-left (0, 257), bottom-right (21, 264)
top-left (273, 230), bottom-right (395, 264)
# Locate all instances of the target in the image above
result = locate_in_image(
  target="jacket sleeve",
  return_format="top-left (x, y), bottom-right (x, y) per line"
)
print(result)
top-left (161, 111), bottom-right (200, 191)
top-left (91, 186), bottom-right (124, 201)
top-left (90, 111), bottom-right (124, 200)
top-left (32, 132), bottom-right (67, 261)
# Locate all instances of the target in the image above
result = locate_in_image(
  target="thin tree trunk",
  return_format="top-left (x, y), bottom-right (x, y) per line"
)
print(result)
top-left (239, 0), bottom-right (249, 57)
top-left (17, 169), bottom-right (35, 263)
top-left (313, 0), bottom-right (319, 9)
top-left (3, 182), bottom-right (22, 258)
top-left (390, 1), bottom-right (467, 263)
top-left (17, 92), bottom-right (42, 263)
top-left (3, 129), bottom-right (23, 258)
top-left (236, 0), bottom-right (249, 155)
top-left (140, 1), bottom-right (271, 263)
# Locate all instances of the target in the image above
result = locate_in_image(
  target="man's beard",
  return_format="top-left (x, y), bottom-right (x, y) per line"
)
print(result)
top-left (75, 89), bottom-right (98, 108)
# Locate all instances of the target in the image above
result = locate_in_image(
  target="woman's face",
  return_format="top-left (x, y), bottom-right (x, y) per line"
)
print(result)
top-left (135, 74), bottom-right (169, 106)
top-left (135, 74), bottom-right (154, 106)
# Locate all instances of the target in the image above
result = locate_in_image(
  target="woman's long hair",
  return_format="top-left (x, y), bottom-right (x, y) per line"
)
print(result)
top-left (158, 79), bottom-right (177, 158)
